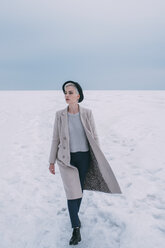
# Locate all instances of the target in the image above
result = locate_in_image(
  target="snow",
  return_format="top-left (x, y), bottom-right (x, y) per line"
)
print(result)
top-left (0, 90), bottom-right (165, 247)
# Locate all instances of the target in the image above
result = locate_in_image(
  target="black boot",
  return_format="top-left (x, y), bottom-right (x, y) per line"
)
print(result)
top-left (69, 227), bottom-right (81, 245)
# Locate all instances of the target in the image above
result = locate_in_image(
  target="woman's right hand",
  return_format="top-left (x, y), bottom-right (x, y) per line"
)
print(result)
top-left (49, 163), bottom-right (55, 175)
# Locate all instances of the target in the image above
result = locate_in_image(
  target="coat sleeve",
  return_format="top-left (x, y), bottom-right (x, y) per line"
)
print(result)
top-left (48, 112), bottom-right (60, 164)
top-left (89, 110), bottom-right (100, 147)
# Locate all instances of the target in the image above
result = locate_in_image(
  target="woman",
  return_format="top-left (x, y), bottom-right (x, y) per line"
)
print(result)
top-left (49, 80), bottom-right (122, 245)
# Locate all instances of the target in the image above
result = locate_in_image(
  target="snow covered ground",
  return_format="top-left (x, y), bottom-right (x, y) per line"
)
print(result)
top-left (0, 90), bottom-right (165, 248)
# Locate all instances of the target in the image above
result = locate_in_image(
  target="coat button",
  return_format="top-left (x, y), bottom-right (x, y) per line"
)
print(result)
top-left (62, 155), bottom-right (65, 158)
top-left (63, 136), bottom-right (66, 140)
top-left (63, 146), bottom-right (66, 149)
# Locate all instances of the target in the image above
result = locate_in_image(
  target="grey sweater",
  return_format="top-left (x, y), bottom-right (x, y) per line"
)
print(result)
top-left (67, 111), bottom-right (89, 152)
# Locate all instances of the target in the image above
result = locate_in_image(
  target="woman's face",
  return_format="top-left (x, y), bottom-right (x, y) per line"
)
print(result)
top-left (64, 86), bottom-right (80, 104)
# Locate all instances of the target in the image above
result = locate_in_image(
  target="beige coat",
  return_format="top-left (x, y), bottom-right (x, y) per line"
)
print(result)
top-left (49, 104), bottom-right (122, 200)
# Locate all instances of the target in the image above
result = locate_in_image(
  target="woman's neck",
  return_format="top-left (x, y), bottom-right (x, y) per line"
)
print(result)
top-left (68, 103), bottom-right (79, 114)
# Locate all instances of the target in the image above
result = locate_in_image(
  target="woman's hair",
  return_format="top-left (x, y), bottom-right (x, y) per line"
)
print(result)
top-left (64, 82), bottom-right (79, 95)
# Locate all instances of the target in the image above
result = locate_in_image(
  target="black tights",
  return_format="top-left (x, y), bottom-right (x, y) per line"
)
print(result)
top-left (67, 150), bottom-right (90, 228)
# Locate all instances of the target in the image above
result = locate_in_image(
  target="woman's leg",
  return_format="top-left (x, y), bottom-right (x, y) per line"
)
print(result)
top-left (77, 198), bottom-right (82, 212)
top-left (67, 151), bottom-right (90, 228)
top-left (67, 199), bottom-right (80, 228)
top-left (75, 151), bottom-right (90, 191)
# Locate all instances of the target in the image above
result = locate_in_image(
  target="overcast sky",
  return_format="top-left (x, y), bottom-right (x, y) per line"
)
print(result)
top-left (0, 0), bottom-right (165, 90)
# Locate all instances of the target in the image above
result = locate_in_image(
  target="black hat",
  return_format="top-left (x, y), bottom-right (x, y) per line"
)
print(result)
top-left (62, 80), bottom-right (84, 103)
